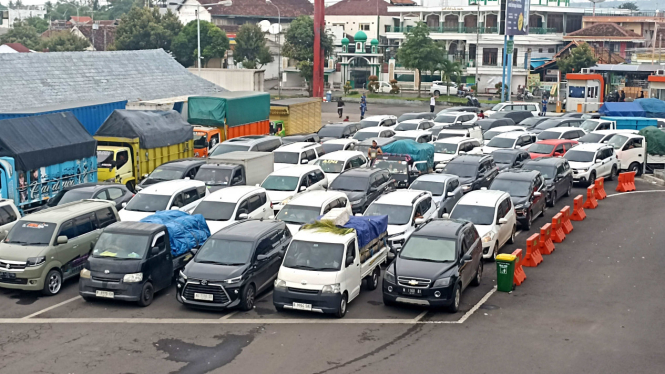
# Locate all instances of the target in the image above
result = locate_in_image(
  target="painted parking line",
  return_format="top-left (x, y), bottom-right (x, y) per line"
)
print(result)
top-left (606, 190), bottom-right (665, 198)
top-left (21, 296), bottom-right (81, 319)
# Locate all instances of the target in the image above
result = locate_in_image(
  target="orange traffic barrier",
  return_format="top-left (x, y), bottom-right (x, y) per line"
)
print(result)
top-left (616, 171), bottom-right (637, 192)
top-left (560, 206), bottom-right (574, 234)
top-left (571, 195), bottom-right (586, 221)
top-left (538, 223), bottom-right (555, 255)
top-left (511, 248), bottom-right (526, 286)
top-left (523, 233), bottom-right (543, 267)
top-left (551, 213), bottom-right (566, 243)
top-left (594, 177), bottom-right (607, 200)
top-left (583, 185), bottom-right (598, 209)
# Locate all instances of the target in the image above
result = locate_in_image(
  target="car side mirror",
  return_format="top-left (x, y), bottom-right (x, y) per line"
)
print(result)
top-left (170, 206), bottom-right (181, 211)
top-left (595, 159), bottom-right (602, 164)
top-left (446, 192), bottom-right (454, 198)
top-left (122, 202), bottom-right (127, 208)
top-left (498, 218), bottom-right (508, 225)
top-left (554, 152), bottom-right (562, 157)
top-left (190, 247), bottom-right (199, 255)
top-left (441, 213), bottom-right (450, 219)
top-left (299, 186), bottom-right (307, 192)
top-left (257, 254), bottom-right (269, 261)
top-left (150, 246), bottom-right (160, 256)
top-left (238, 213), bottom-right (249, 220)
top-left (57, 235), bottom-right (68, 245)
top-left (414, 217), bottom-right (426, 226)
top-left (345, 255), bottom-right (355, 267)
top-left (534, 191), bottom-right (541, 197)
top-left (301, 159), bottom-right (309, 164)
top-left (461, 254), bottom-right (472, 262)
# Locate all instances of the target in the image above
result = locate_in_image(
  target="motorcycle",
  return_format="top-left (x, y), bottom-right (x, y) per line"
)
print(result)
top-left (466, 95), bottom-right (481, 108)
top-left (517, 89), bottom-right (534, 101)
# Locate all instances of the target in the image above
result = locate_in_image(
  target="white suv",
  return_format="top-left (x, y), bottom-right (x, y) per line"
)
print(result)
top-left (119, 180), bottom-right (208, 222)
top-left (485, 102), bottom-right (541, 117)
top-left (482, 132), bottom-right (536, 154)
top-left (192, 186), bottom-right (272, 234)
top-left (273, 142), bottom-right (325, 171)
top-left (275, 191), bottom-right (351, 234)
top-left (392, 130), bottom-right (433, 143)
top-left (433, 136), bottom-right (482, 170)
top-left (448, 190), bottom-right (517, 260)
top-left (433, 111), bottom-right (478, 126)
top-left (564, 143), bottom-right (620, 185)
top-left (313, 150), bottom-right (368, 182)
top-left (394, 119), bottom-right (435, 132)
top-left (261, 165), bottom-right (328, 213)
top-left (353, 127), bottom-right (396, 141)
top-left (359, 115), bottom-right (398, 129)
top-left (363, 190), bottom-right (437, 253)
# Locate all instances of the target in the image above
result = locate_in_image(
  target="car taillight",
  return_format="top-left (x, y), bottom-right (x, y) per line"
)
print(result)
top-left (270, 201), bottom-right (273, 208)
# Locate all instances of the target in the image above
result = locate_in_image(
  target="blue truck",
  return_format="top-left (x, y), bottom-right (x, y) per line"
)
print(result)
top-left (0, 112), bottom-right (98, 212)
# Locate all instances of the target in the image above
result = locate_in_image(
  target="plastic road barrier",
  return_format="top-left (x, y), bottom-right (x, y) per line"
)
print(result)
top-left (616, 171), bottom-right (637, 193)
top-left (571, 195), bottom-right (587, 221)
top-left (539, 224), bottom-right (555, 255)
top-left (560, 206), bottom-right (574, 235)
top-left (551, 213), bottom-right (567, 243)
top-left (523, 233), bottom-right (543, 267)
top-left (511, 249), bottom-right (526, 286)
top-left (594, 177), bottom-right (607, 200)
top-left (496, 253), bottom-right (517, 292)
top-left (583, 185), bottom-right (598, 209)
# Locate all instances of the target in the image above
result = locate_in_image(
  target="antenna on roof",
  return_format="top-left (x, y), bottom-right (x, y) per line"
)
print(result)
top-left (587, 0), bottom-right (605, 16)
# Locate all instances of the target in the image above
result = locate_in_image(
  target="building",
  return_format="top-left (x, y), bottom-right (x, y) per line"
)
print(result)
top-left (325, 0), bottom-right (415, 43)
top-left (338, 30), bottom-right (383, 89)
top-left (564, 23), bottom-right (645, 63)
top-left (0, 5), bottom-right (46, 28)
top-left (0, 43), bottom-right (31, 53)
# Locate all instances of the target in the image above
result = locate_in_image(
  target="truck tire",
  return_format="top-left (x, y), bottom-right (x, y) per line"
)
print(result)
top-left (334, 293), bottom-right (348, 318)
top-left (239, 284), bottom-right (256, 311)
top-left (137, 282), bottom-right (154, 307)
top-left (629, 162), bottom-right (643, 176)
top-left (42, 269), bottom-right (62, 296)
top-left (365, 267), bottom-right (380, 291)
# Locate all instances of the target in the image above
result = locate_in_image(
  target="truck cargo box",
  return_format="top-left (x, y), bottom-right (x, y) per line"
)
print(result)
top-left (95, 110), bottom-right (192, 149)
top-left (188, 92), bottom-right (270, 127)
top-left (270, 98), bottom-right (322, 135)
top-left (207, 151), bottom-right (274, 186)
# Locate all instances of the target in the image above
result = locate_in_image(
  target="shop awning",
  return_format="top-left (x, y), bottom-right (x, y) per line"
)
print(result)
top-left (530, 58), bottom-right (551, 69)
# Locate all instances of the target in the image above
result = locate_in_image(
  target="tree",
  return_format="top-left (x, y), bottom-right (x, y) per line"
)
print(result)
top-left (557, 42), bottom-right (598, 75)
top-left (41, 30), bottom-right (90, 51)
top-left (396, 22), bottom-right (445, 97)
top-left (113, 6), bottom-right (182, 51)
top-left (618, 2), bottom-right (638, 11)
top-left (25, 16), bottom-right (49, 34)
top-left (0, 20), bottom-right (40, 49)
top-left (282, 15), bottom-right (333, 95)
top-left (367, 75), bottom-right (379, 93)
top-left (233, 23), bottom-right (273, 69)
top-left (438, 59), bottom-right (462, 96)
top-left (171, 20), bottom-right (229, 68)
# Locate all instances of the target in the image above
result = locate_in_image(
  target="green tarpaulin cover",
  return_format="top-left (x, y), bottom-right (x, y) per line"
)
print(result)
top-left (381, 140), bottom-right (435, 172)
top-left (188, 92), bottom-right (270, 127)
top-left (638, 126), bottom-right (665, 156)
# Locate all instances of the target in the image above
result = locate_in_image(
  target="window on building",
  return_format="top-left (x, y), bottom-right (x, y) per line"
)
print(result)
top-left (538, 48), bottom-right (543, 53)
top-left (513, 48), bottom-right (519, 66)
top-left (359, 23), bottom-right (370, 31)
top-left (548, 48), bottom-right (555, 53)
top-left (483, 48), bottom-right (498, 66)
top-left (385, 25), bottom-right (391, 33)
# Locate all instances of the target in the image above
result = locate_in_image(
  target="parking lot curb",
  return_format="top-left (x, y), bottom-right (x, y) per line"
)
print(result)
top-left (640, 174), bottom-right (665, 186)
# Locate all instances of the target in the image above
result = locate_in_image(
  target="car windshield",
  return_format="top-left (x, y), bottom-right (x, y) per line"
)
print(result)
top-left (490, 179), bottom-right (531, 198)
top-left (318, 126), bottom-right (345, 138)
top-left (359, 120), bottom-right (379, 127)
top-left (97, 150), bottom-right (114, 168)
top-left (195, 239), bottom-right (254, 265)
top-left (395, 122), bottom-right (418, 131)
top-left (483, 130), bottom-right (505, 141)
top-left (124, 194), bottom-right (171, 212)
top-left (535, 120), bottom-right (562, 130)
top-left (579, 120), bottom-right (600, 132)
top-left (5, 221), bottom-right (56, 246)
top-left (486, 137), bottom-right (516, 148)
top-left (365, 203), bottom-right (412, 225)
top-left (273, 152), bottom-right (300, 164)
top-left (392, 136), bottom-right (418, 142)
top-left (441, 163), bottom-right (476, 178)
top-left (261, 176), bottom-right (299, 192)
top-left (353, 131), bottom-right (380, 141)
top-left (607, 134), bottom-right (629, 150)
top-left (578, 133), bottom-right (605, 143)
top-left (329, 176), bottom-right (367, 192)
top-left (322, 143), bottom-right (344, 153)
top-left (400, 236), bottom-right (457, 262)
top-left (410, 180), bottom-right (444, 196)
top-left (491, 152), bottom-right (515, 164)
top-left (538, 131), bottom-right (561, 140)
top-left (434, 115), bottom-right (458, 124)
top-left (565, 150), bottom-right (595, 163)
top-left (435, 142), bottom-right (458, 154)
top-left (521, 118), bottom-right (545, 129)
top-left (146, 167), bottom-right (183, 181)
top-left (374, 159), bottom-right (407, 174)
top-left (192, 202), bottom-right (236, 221)
top-left (47, 189), bottom-right (91, 207)
top-left (313, 159), bottom-right (344, 173)
top-left (210, 144), bottom-right (251, 156)
top-left (397, 114), bottom-right (419, 122)
top-left (92, 233), bottom-right (149, 259)
top-left (193, 133), bottom-right (207, 149)
top-left (528, 143), bottom-right (555, 154)
top-left (522, 164), bottom-right (555, 179)
top-left (491, 103), bottom-right (504, 111)
top-left (450, 204), bottom-right (494, 225)
top-left (194, 168), bottom-right (232, 185)
top-left (275, 205), bottom-right (321, 225)
top-left (282, 240), bottom-right (344, 271)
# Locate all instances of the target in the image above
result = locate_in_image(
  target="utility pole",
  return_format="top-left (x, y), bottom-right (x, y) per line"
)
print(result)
top-left (313, 0), bottom-right (324, 97)
top-left (267, 0), bottom-right (281, 98)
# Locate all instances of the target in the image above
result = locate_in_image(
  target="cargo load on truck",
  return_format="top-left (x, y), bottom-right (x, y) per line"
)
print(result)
top-left (188, 92), bottom-right (270, 139)
top-left (599, 102), bottom-right (647, 117)
top-left (205, 151), bottom-right (274, 188)
top-left (380, 140), bottom-right (435, 173)
top-left (96, 110), bottom-right (192, 149)
top-left (139, 210), bottom-right (211, 257)
top-left (270, 98), bottom-right (322, 135)
top-left (635, 98), bottom-right (665, 119)
top-left (638, 126), bottom-right (665, 156)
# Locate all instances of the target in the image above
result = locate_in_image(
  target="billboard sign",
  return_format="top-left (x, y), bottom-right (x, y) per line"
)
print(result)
top-left (505, 0), bottom-right (530, 36)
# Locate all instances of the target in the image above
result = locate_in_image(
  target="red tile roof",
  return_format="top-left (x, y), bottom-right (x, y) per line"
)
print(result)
top-left (70, 16), bottom-right (93, 23)
top-left (201, 0), bottom-right (312, 18)
top-left (78, 25), bottom-right (117, 51)
top-left (3, 43), bottom-right (30, 52)
top-left (564, 23), bottom-right (644, 41)
top-left (326, 0), bottom-right (393, 16)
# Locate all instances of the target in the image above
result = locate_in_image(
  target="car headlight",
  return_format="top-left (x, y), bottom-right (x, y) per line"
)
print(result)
top-left (350, 199), bottom-right (363, 205)
top-left (433, 277), bottom-right (452, 287)
top-left (482, 233), bottom-right (494, 243)
top-left (281, 197), bottom-right (292, 205)
top-left (80, 268), bottom-right (91, 279)
top-left (178, 270), bottom-right (187, 281)
top-left (274, 279), bottom-right (286, 289)
top-left (25, 256), bottom-right (45, 267)
top-left (224, 276), bottom-right (242, 284)
top-left (321, 283), bottom-right (341, 293)
top-left (384, 271), bottom-right (396, 284)
top-left (123, 272), bottom-right (143, 283)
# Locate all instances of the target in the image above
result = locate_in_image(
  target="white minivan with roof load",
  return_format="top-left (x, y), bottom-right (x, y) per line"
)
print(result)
top-left (312, 151), bottom-right (367, 182)
top-left (261, 165), bottom-right (328, 213)
top-left (275, 191), bottom-right (351, 234)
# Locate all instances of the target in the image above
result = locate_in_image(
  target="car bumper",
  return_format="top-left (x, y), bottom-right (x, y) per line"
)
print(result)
top-left (79, 277), bottom-right (145, 301)
top-left (572, 170), bottom-right (590, 183)
top-left (382, 281), bottom-right (455, 307)
top-left (482, 241), bottom-right (496, 259)
top-left (273, 288), bottom-right (342, 314)
top-left (176, 281), bottom-right (241, 310)
top-left (0, 267), bottom-right (45, 291)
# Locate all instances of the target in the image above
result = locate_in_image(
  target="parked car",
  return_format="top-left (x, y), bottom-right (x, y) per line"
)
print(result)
top-left (397, 112), bottom-right (436, 123)
top-left (392, 130), bottom-right (433, 143)
top-left (45, 183), bottom-right (133, 212)
top-left (577, 130), bottom-right (637, 144)
top-left (394, 119), bottom-right (436, 132)
top-left (0, 200), bottom-right (20, 240)
top-left (438, 106), bottom-right (479, 114)
top-left (409, 174), bottom-right (463, 217)
top-left (537, 128), bottom-right (586, 141)
top-left (328, 167), bottom-right (393, 214)
top-left (578, 119), bottom-right (616, 133)
top-left (522, 157), bottom-right (574, 206)
top-left (382, 218), bottom-right (483, 312)
top-left (491, 148), bottom-right (532, 170)
top-left (527, 139), bottom-right (578, 159)
top-left (432, 123), bottom-right (483, 142)
top-left (477, 118), bottom-right (517, 132)
top-left (521, 116), bottom-right (550, 130)
top-left (210, 136), bottom-right (282, 156)
top-left (447, 190), bottom-right (516, 260)
top-left (433, 137), bottom-right (483, 171)
top-left (261, 165), bottom-right (328, 213)
top-left (353, 127), bottom-right (396, 141)
top-left (119, 180), bottom-right (208, 222)
top-left (439, 154), bottom-right (499, 193)
top-left (606, 133), bottom-right (648, 175)
top-left (433, 112), bottom-right (478, 126)
top-left (564, 143), bottom-right (620, 185)
top-left (273, 142), bottom-right (325, 171)
top-left (321, 138), bottom-right (359, 153)
top-left (482, 126), bottom-right (526, 142)
top-left (489, 111), bottom-right (534, 125)
top-left (430, 81), bottom-right (463, 96)
top-left (356, 137), bottom-right (397, 156)
top-left (561, 112), bottom-right (585, 118)
top-left (192, 186), bottom-right (273, 234)
top-left (136, 159), bottom-right (205, 191)
top-left (359, 115), bottom-right (398, 129)
top-left (531, 118), bottom-right (583, 134)
top-left (275, 191), bottom-right (351, 234)
top-left (281, 133), bottom-right (320, 145)
top-left (484, 102), bottom-right (540, 117)
top-left (177, 220), bottom-right (291, 311)
top-left (316, 123), bottom-right (358, 142)
top-left (482, 132), bottom-right (536, 154)
top-left (489, 169), bottom-right (546, 230)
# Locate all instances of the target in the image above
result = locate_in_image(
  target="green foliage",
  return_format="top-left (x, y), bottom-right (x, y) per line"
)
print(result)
top-left (618, 2), bottom-right (638, 10)
top-left (438, 60), bottom-right (462, 95)
top-left (234, 23), bottom-right (273, 69)
top-left (282, 15), bottom-right (334, 94)
top-left (41, 30), bottom-right (90, 51)
top-left (367, 75), bottom-right (379, 93)
top-left (113, 6), bottom-right (182, 52)
top-left (557, 43), bottom-right (597, 75)
top-left (301, 220), bottom-right (354, 235)
top-left (24, 17), bottom-right (49, 34)
top-left (46, 0), bottom-right (138, 21)
top-left (0, 20), bottom-right (40, 50)
top-left (343, 81), bottom-right (352, 95)
top-left (171, 20), bottom-right (229, 68)
top-left (349, 90), bottom-right (359, 95)
top-left (389, 79), bottom-right (400, 94)
top-left (396, 22), bottom-right (445, 97)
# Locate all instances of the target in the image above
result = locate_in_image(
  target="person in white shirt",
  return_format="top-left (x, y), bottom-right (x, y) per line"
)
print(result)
top-left (430, 94), bottom-right (436, 113)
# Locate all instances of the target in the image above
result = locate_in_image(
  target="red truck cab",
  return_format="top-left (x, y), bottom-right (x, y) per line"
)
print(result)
top-left (193, 126), bottom-right (222, 157)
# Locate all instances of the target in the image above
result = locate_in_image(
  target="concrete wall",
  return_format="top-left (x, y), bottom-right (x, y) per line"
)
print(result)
top-left (187, 68), bottom-right (265, 92)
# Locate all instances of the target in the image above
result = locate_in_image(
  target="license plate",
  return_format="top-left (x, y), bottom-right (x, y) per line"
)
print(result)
top-left (0, 271), bottom-right (16, 279)
top-left (194, 293), bottom-right (214, 301)
top-left (292, 302), bottom-right (312, 311)
top-left (401, 287), bottom-right (422, 296)
top-left (95, 290), bottom-right (114, 298)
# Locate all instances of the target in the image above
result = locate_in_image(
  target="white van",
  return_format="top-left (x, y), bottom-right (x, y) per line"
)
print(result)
top-left (433, 124), bottom-right (483, 143)
top-left (261, 165), bottom-right (328, 213)
top-left (433, 137), bottom-right (483, 170)
top-left (273, 142), bottom-right (325, 171)
top-left (484, 102), bottom-right (541, 117)
top-left (606, 133), bottom-right (647, 175)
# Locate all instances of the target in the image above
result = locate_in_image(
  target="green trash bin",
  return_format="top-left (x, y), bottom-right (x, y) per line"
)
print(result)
top-left (495, 253), bottom-right (516, 292)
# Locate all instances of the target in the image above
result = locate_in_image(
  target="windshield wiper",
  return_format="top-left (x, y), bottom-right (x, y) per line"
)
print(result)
top-left (286, 264), bottom-right (318, 270)
top-left (6, 241), bottom-right (28, 245)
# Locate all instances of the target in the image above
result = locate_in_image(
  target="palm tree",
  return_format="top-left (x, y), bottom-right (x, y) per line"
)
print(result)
top-left (439, 59), bottom-right (463, 96)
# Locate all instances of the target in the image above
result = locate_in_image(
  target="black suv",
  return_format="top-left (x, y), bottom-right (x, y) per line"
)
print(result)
top-left (440, 154), bottom-right (499, 193)
top-left (328, 168), bottom-right (393, 214)
top-left (317, 123), bottom-right (357, 142)
top-left (136, 159), bottom-right (205, 191)
top-left (522, 157), bottom-right (573, 207)
top-left (281, 133), bottom-right (320, 145)
top-left (177, 220), bottom-right (291, 311)
top-left (383, 219), bottom-right (483, 312)
top-left (489, 169), bottom-right (546, 230)
top-left (491, 149), bottom-right (531, 171)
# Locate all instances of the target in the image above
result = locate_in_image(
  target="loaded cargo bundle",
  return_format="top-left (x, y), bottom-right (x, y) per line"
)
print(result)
top-left (188, 92), bottom-right (271, 139)
top-left (381, 139), bottom-right (435, 172)
top-left (95, 110), bottom-right (193, 148)
top-left (638, 126), bottom-right (665, 156)
top-left (140, 211), bottom-right (211, 257)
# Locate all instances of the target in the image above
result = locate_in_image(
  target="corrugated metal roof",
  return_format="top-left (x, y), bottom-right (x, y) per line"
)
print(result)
top-left (591, 64), bottom-right (663, 72)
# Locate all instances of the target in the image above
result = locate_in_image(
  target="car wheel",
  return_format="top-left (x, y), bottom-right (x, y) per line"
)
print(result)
top-left (447, 283), bottom-right (461, 313)
top-left (366, 267), bottom-right (380, 291)
top-left (42, 269), bottom-right (62, 296)
top-left (588, 171), bottom-right (596, 186)
top-left (335, 293), bottom-right (348, 318)
top-left (566, 182), bottom-right (573, 197)
top-left (471, 261), bottom-right (483, 287)
top-left (629, 162), bottom-right (642, 176)
top-left (383, 296), bottom-right (397, 307)
top-left (137, 282), bottom-right (154, 307)
top-left (492, 241), bottom-right (500, 261)
top-left (508, 225), bottom-right (516, 244)
top-left (549, 191), bottom-right (557, 207)
top-left (240, 284), bottom-right (256, 311)
top-left (608, 165), bottom-right (618, 181)
top-left (523, 211), bottom-right (532, 230)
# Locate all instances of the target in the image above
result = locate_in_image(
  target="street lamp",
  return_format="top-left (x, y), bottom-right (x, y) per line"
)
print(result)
top-left (266, 0), bottom-right (281, 98)
top-left (471, 2), bottom-right (480, 94)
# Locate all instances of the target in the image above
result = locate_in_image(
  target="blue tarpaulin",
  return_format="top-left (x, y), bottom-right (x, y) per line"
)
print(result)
top-left (635, 98), bottom-right (665, 118)
top-left (599, 102), bottom-right (646, 117)
top-left (341, 215), bottom-right (388, 249)
top-left (140, 211), bottom-right (211, 257)
top-left (381, 140), bottom-right (435, 172)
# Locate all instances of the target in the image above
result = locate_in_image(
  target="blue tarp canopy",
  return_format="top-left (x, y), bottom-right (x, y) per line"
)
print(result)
top-left (530, 58), bottom-right (550, 69)
top-left (635, 98), bottom-right (665, 118)
top-left (341, 215), bottom-right (388, 249)
top-left (140, 211), bottom-right (211, 257)
top-left (381, 140), bottom-right (435, 172)
top-left (599, 102), bottom-right (646, 117)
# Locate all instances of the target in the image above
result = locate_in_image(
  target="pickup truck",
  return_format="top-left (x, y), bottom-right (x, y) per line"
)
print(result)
top-left (199, 151), bottom-right (274, 192)
top-left (273, 215), bottom-right (388, 318)
top-left (79, 211), bottom-right (210, 306)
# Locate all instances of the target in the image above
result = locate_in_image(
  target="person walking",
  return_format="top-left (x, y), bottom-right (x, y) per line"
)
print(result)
top-left (620, 90), bottom-right (626, 102)
top-left (337, 99), bottom-right (345, 118)
top-left (430, 94), bottom-right (436, 113)
top-left (360, 93), bottom-right (367, 120)
top-left (541, 96), bottom-right (548, 117)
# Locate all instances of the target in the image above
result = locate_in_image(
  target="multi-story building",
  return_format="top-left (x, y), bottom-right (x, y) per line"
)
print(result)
top-left (0, 5), bottom-right (46, 29)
